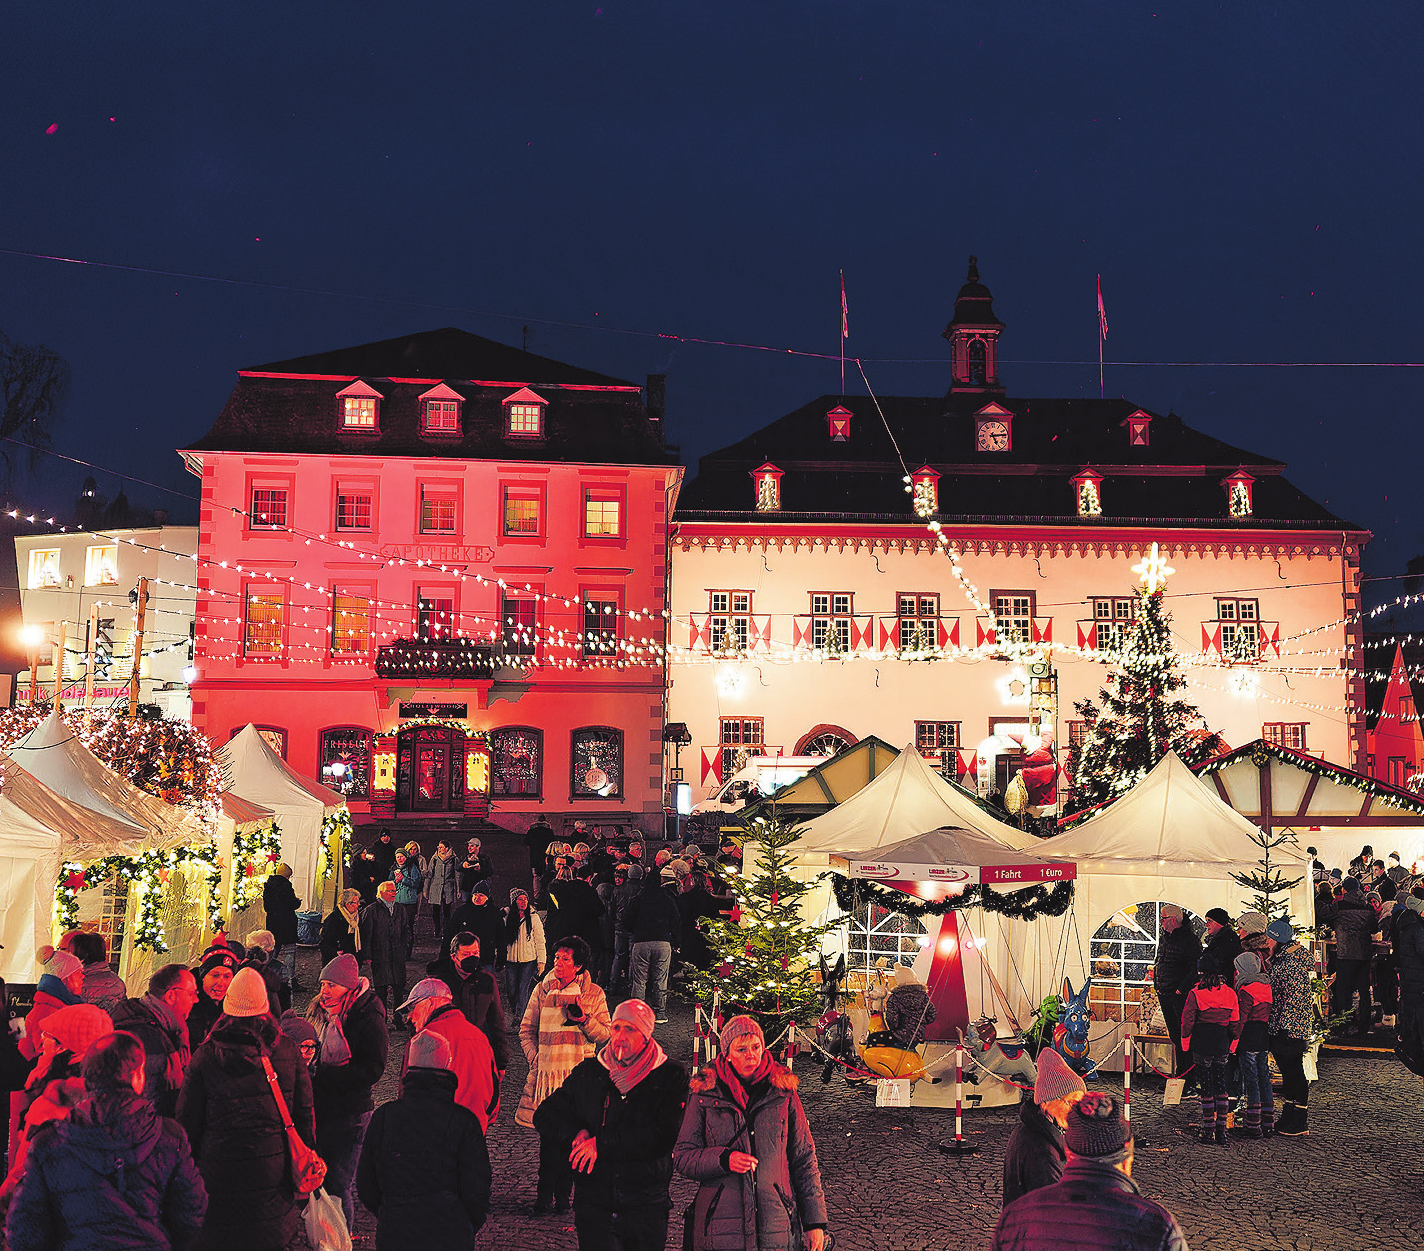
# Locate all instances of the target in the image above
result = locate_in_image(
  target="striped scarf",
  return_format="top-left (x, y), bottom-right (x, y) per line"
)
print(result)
top-left (531, 972), bottom-right (598, 1109)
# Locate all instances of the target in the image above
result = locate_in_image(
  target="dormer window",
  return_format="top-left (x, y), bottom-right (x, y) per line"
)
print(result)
top-left (336, 380), bottom-right (382, 430)
top-left (1224, 470), bottom-right (1255, 518)
top-left (503, 386), bottom-right (546, 438)
top-left (752, 463), bottom-right (783, 512)
top-left (910, 464), bottom-right (940, 517)
top-left (419, 383), bottom-right (463, 436)
top-left (826, 405), bottom-right (852, 442)
top-left (1072, 469), bottom-right (1103, 518)
top-left (1123, 410), bottom-right (1152, 447)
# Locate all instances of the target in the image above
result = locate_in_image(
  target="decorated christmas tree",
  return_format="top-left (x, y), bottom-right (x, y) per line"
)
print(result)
top-left (689, 813), bottom-right (834, 1047)
top-left (1072, 544), bottom-right (1225, 810)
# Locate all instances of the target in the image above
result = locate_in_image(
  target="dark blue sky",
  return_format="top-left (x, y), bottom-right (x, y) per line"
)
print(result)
top-left (4, 4), bottom-right (1422, 612)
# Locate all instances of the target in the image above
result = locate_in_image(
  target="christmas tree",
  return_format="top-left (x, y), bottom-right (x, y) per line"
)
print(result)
top-left (1072, 544), bottom-right (1225, 810)
top-left (688, 813), bottom-right (834, 1048)
top-left (1228, 746), bottom-right (1305, 920)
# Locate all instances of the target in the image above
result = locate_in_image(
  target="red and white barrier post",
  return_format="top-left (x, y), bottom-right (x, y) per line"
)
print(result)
top-left (938, 1044), bottom-right (978, 1155)
top-left (1123, 1030), bottom-right (1132, 1123)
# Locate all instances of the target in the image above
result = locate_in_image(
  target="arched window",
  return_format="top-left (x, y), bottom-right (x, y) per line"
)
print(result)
top-left (794, 725), bottom-right (857, 758)
top-left (1089, 902), bottom-right (1203, 1021)
top-left (967, 338), bottom-right (987, 385)
top-left (571, 727), bottom-right (623, 799)
top-left (844, 902), bottom-right (929, 976)
top-left (319, 727), bottom-right (372, 800)
top-left (490, 727), bottom-right (542, 796)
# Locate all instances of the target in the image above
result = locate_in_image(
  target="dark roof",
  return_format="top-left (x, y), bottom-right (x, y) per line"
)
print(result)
top-left (186, 328), bottom-right (675, 465)
top-left (944, 256), bottom-right (1004, 332)
top-left (247, 326), bottom-right (632, 388)
top-left (676, 392), bottom-right (1357, 530)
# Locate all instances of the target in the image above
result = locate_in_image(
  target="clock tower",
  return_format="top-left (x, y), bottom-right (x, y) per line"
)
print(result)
top-left (943, 256), bottom-right (1006, 397)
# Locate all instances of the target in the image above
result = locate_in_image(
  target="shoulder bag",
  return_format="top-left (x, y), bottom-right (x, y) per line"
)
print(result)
top-left (260, 1053), bottom-right (327, 1195)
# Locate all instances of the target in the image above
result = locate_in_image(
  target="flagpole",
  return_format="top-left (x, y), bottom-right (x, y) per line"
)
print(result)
top-left (839, 269), bottom-right (846, 396)
top-left (1096, 274), bottom-right (1106, 398)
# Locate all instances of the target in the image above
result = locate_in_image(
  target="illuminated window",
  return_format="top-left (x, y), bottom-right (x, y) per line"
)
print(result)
top-left (1074, 471), bottom-right (1103, 517)
top-left (1263, 722), bottom-right (1307, 751)
top-left (571, 727), bottom-right (623, 799)
top-left (83, 545), bottom-right (118, 587)
top-left (709, 591), bottom-right (752, 652)
top-left (582, 594), bottom-right (620, 659)
top-left (506, 403), bottom-right (544, 435)
top-left (810, 592), bottom-right (852, 652)
top-left (319, 727), bottom-right (371, 800)
top-left (416, 591), bottom-right (454, 640)
top-left (911, 466), bottom-right (939, 517)
top-left (422, 399), bottom-right (460, 434)
top-left (1091, 597), bottom-right (1136, 653)
top-left (503, 489), bottom-right (542, 536)
top-left (1225, 471), bottom-right (1255, 518)
top-left (244, 591), bottom-right (284, 657)
top-left (420, 487), bottom-right (458, 534)
top-left (342, 397), bottom-right (377, 427)
top-left (994, 592), bottom-right (1034, 646)
top-left (752, 463), bottom-right (782, 512)
top-left (332, 591), bottom-right (371, 655)
top-left (898, 594), bottom-right (939, 652)
top-left (502, 592), bottom-right (538, 657)
top-left (583, 490), bottom-right (622, 538)
top-left (491, 727), bottom-right (542, 796)
top-left (720, 716), bottom-right (765, 779)
top-left (1216, 598), bottom-right (1261, 663)
top-left (1090, 903), bottom-right (1203, 1022)
top-left (336, 484), bottom-right (373, 530)
top-left (250, 485), bottom-right (288, 529)
top-left (27, 549), bottom-right (61, 590)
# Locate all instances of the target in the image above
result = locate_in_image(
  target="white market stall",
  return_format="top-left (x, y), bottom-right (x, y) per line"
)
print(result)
top-left (217, 725), bottom-right (349, 907)
top-left (215, 791), bottom-right (279, 948)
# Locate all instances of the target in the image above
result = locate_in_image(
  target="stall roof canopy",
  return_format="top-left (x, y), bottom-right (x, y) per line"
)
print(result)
top-left (0, 752), bottom-right (169, 860)
top-left (8, 712), bottom-right (199, 848)
top-left (1196, 739), bottom-right (1424, 826)
top-left (834, 826), bottom-right (1076, 887)
top-left (745, 737), bottom-right (899, 818)
top-left (790, 744), bottom-right (1033, 854)
top-left (218, 725), bottom-right (345, 811)
top-left (1038, 751), bottom-right (1307, 875)
top-left (220, 791), bottom-right (275, 825)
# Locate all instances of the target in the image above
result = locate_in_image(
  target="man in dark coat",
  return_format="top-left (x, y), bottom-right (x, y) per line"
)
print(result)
top-left (1393, 891), bottom-right (1424, 1070)
top-left (371, 830), bottom-right (398, 884)
top-left (458, 837), bottom-right (492, 899)
top-left (992, 1092), bottom-right (1188, 1251)
top-left (525, 817), bottom-right (556, 883)
top-left (1002, 1049), bottom-right (1086, 1208)
top-left (1331, 875), bottom-right (1380, 1036)
top-left (1153, 905), bottom-right (1202, 1079)
top-left (534, 999), bottom-right (688, 1251)
top-left (540, 862), bottom-right (606, 968)
top-left (361, 881), bottom-right (411, 1014)
top-left (261, 864), bottom-right (302, 988)
top-left (7, 1031), bottom-right (207, 1251)
top-left (110, 963), bottom-right (199, 1117)
top-left (427, 936), bottom-right (509, 1071)
top-left (357, 1031), bottom-right (491, 1251)
top-left (350, 844), bottom-right (381, 905)
top-left (627, 869), bottom-right (682, 1021)
top-left (442, 889), bottom-right (504, 970)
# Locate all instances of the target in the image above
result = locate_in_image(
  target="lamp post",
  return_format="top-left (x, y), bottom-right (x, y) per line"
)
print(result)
top-left (19, 624), bottom-right (43, 706)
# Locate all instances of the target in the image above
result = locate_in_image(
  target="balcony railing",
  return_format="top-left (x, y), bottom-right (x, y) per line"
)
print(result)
top-left (374, 636), bottom-right (499, 680)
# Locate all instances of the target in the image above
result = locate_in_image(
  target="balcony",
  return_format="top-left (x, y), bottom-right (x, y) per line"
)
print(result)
top-left (374, 637), bottom-right (499, 681)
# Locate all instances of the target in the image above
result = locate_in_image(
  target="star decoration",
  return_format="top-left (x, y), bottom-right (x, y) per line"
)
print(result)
top-left (1132, 542), bottom-right (1175, 593)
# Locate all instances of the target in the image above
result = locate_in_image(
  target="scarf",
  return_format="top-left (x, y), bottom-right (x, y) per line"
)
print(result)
top-left (530, 971), bottom-right (597, 1110)
top-left (713, 1051), bottom-right (776, 1109)
top-left (599, 1035), bottom-right (666, 1095)
top-left (144, 993), bottom-right (191, 1091)
top-left (36, 975), bottom-right (80, 1007)
top-left (338, 900), bottom-right (362, 953)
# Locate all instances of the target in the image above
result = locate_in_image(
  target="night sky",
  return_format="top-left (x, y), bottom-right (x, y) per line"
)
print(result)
top-left (4, 5), bottom-right (1422, 618)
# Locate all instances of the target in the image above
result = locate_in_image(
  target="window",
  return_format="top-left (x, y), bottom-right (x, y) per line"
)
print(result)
top-left (571, 727), bottom-right (623, 799)
top-left (1126, 415), bottom-right (1151, 446)
top-left (1402, 696), bottom-right (1417, 724)
top-left (27, 548), bottom-right (61, 589)
top-left (752, 463), bottom-right (782, 512)
top-left (504, 387), bottom-right (547, 437)
top-left (1090, 903), bottom-right (1203, 1022)
top-left (1091, 597), bottom-right (1136, 653)
top-left (709, 591), bottom-right (752, 652)
top-left (422, 400), bottom-right (460, 434)
top-left (994, 592), bottom-right (1034, 646)
top-left (491, 727), bottom-right (542, 796)
top-left (420, 485), bottom-right (458, 534)
top-left (582, 594), bottom-right (620, 659)
top-left (1217, 598), bottom-right (1261, 663)
top-left (915, 721), bottom-right (960, 753)
top-left (1263, 722), bottom-right (1307, 751)
top-left (967, 338), bottom-right (987, 385)
top-left (331, 590), bottom-right (372, 656)
top-left (583, 488), bottom-right (623, 538)
top-left (416, 590), bottom-right (454, 640)
top-left (720, 716), bottom-right (765, 779)
top-left (336, 483), bottom-right (373, 530)
top-left (1074, 472), bottom-right (1103, 517)
top-left (898, 594), bottom-right (939, 652)
top-left (503, 487), bottom-right (542, 536)
top-left (1391, 757), bottom-right (1408, 787)
top-left (798, 727), bottom-right (855, 757)
top-left (1225, 472), bottom-right (1255, 518)
top-left (341, 396), bottom-right (378, 428)
top-left (319, 727), bottom-right (371, 800)
top-left (244, 590), bottom-right (284, 657)
top-left (826, 405), bottom-right (852, 441)
top-left (250, 484), bottom-right (289, 529)
top-left (84, 544), bottom-right (118, 586)
top-left (502, 592), bottom-right (538, 657)
top-left (811, 592), bottom-right (852, 652)
top-left (845, 902), bottom-right (929, 972)
top-left (911, 466), bottom-right (939, 517)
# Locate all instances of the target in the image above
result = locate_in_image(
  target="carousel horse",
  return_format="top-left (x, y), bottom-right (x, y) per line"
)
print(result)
top-left (948, 1015), bottom-right (1038, 1089)
top-left (1053, 977), bottom-right (1099, 1077)
top-left (814, 954), bottom-right (860, 1082)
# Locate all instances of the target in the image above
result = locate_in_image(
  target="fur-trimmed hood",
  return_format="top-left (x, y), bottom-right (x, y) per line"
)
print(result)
top-left (688, 1062), bottom-right (798, 1096)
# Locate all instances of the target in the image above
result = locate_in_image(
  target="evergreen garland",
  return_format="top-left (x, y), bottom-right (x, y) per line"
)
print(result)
top-left (830, 873), bottom-right (1075, 921)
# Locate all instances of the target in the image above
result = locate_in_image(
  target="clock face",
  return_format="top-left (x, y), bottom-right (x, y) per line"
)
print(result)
top-left (976, 420), bottom-right (1009, 452)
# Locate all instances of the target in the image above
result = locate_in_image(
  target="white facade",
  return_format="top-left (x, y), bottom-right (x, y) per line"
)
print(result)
top-left (668, 523), bottom-right (1363, 807)
top-left (14, 526), bottom-right (198, 721)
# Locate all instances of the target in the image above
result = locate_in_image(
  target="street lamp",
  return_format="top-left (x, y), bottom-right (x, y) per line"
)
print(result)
top-left (19, 625), bottom-right (43, 706)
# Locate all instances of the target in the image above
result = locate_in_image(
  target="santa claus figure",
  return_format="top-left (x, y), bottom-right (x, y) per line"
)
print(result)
top-left (1009, 727), bottom-right (1059, 814)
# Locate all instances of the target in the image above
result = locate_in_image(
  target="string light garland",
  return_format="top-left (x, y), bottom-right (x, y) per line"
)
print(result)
top-left (829, 872), bottom-right (1075, 921)
top-left (55, 845), bottom-right (222, 952)
top-left (231, 819), bottom-right (283, 910)
top-left (318, 809), bottom-right (353, 883)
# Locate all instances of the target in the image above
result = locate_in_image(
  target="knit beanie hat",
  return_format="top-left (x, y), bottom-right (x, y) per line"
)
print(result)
top-left (1196, 953), bottom-right (1222, 977)
top-left (321, 953), bottom-right (360, 990)
top-left (197, 945), bottom-right (239, 979)
top-left (407, 1031), bottom-right (452, 1071)
top-left (1405, 894), bottom-right (1424, 914)
top-left (1265, 918), bottom-right (1294, 944)
top-left (510, 887), bottom-right (528, 904)
top-left (279, 1011), bottom-right (319, 1047)
top-left (1343, 876), bottom-right (1361, 892)
top-left (1205, 908), bottom-right (1232, 927)
top-left (612, 999), bottom-right (657, 1041)
top-left (1236, 911), bottom-right (1267, 936)
top-left (719, 1014), bottom-right (765, 1051)
top-left (1064, 1091), bottom-right (1132, 1163)
top-left (628, 865), bottom-right (645, 881)
top-left (1034, 1046), bottom-right (1087, 1106)
top-left (40, 1004), bottom-right (113, 1056)
top-left (1329, 868), bottom-right (1342, 881)
top-left (223, 967), bottom-right (272, 1018)
top-left (45, 950), bottom-right (83, 982)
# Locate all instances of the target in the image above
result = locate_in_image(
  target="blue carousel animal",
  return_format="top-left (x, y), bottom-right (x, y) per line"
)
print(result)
top-left (1052, 977), bottom-right (1099, 1077)
top-left (948, 1015), bottom-right (1039, 1089)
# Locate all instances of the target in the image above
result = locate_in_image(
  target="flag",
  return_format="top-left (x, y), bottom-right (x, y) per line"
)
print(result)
top-left (1096, 275), bottom-right (1108, 341)
top-left (840, 271), bottom-right (849, 340)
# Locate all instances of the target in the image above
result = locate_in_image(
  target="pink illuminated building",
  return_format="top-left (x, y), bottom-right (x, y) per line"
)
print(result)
top-left (181, 329), bottom-right (680, 835)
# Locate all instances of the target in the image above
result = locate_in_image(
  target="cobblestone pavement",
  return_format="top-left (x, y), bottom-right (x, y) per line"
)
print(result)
top-left (300, 831), bottom-right (1424, 1251)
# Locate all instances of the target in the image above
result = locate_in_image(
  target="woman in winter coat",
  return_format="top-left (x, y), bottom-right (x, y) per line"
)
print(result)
top-left (1264, 918), bottom-right (1316, 1137)
top-left (674, 1015), bottom-right (828, 1251)
top-left (426, 840), bottom-right (461, 940)
top-left (502, 889), bottom-right (545, 1024)
top-left (390, 849), bottom-right (423, 956)
top-left (319, 887), bottom-right (363, 969)
top-left (176, 967), bottom-right (315, 1251)
top-left (516, 936), bottom-right (611, 1212)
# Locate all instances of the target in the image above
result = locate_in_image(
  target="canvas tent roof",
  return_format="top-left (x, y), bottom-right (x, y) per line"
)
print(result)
top-left (221, 791), bottom-right (274, 825)
top-left (790, 744), bottom-right (1034, 854)
top-left (833, 826), bottom-right (1076, 887)
top-left (8, 712), bottom-right (200, 849)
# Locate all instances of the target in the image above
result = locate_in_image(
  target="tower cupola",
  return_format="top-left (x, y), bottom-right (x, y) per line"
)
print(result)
top-left (943, 256), bottom-right (1006, 396)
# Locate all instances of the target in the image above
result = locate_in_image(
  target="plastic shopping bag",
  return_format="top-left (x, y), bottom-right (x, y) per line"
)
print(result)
top-left (303, 1188), bottom-right (353, 1251)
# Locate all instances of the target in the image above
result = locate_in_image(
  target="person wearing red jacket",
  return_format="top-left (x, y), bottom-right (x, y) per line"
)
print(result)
top-left (399, 978), bottom-right (501, 1133)
top-left (1232, 952), bottom-right (1274, 1138)
top-left (1181, 954), bottom-right (1240, 1144)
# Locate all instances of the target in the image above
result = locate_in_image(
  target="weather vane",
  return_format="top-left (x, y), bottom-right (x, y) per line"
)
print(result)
top-left (1132, 542), bottom-right (1174, 593)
